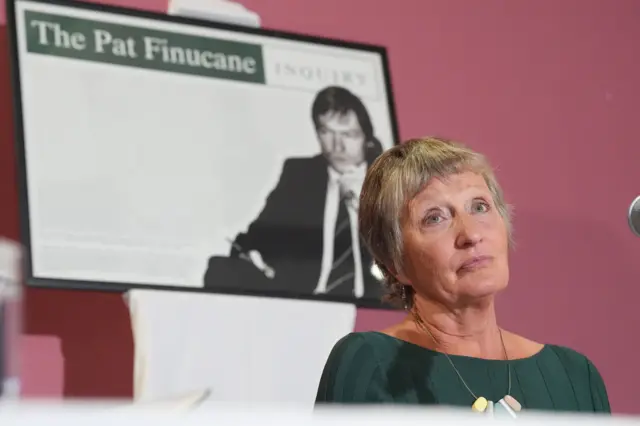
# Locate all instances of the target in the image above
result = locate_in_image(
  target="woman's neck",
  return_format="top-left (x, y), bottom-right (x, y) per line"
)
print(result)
top-left (407, 296), bottom-right (505, 359)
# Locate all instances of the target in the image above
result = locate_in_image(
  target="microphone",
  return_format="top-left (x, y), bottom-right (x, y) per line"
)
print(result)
top-left (628, 196), bottom-right (640, 237)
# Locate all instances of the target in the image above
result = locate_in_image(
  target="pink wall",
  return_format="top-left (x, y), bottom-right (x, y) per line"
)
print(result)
top-left (1, 0), bottom-right (638, 414)
top-left (20, 335), bottom-right (64, 398)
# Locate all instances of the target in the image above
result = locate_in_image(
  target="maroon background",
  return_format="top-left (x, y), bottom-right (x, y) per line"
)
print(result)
top-left (0, 0), bottom-right (638, 413)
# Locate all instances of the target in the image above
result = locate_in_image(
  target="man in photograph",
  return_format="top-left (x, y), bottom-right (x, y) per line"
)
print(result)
top-left (204, 86), bottom-right (385, 301)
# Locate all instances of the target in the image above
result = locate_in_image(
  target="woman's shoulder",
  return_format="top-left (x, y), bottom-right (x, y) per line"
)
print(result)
top-left (319, 332), bottom-right (403, 373)
top-left (505, 333), bottom-right (610, 412)
top-left (543, 343), bottom-right (591, 361)
top-left (326, 331), bottom-right (401, 360)
top-left (316, 332), bottom-right (398, 403)
top-left (507, 331), bottom-right (604, 377)
top-left (504, 330), bottom-right (599, 367)
top-left (542, 343), bottom-right (609, 402)
top-left (542, 343), bottom-right (603, 373)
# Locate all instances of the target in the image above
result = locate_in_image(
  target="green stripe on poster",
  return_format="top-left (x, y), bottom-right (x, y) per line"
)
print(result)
top-left (24, 10), bottom-right (266, 84)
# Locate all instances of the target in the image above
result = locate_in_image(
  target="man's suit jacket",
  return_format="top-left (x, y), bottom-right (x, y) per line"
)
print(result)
top-left (203, 154), bottom-right (383, 300)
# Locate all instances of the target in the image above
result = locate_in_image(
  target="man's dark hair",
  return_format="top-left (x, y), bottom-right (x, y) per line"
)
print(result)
top-left (311, 86), bottom-right (382, 162)
top-left (311, 86), bottom-right (374, 142)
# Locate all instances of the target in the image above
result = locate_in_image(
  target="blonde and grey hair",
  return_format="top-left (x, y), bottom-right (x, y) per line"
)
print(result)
top-left (358, 136), bottom-right (512, 308)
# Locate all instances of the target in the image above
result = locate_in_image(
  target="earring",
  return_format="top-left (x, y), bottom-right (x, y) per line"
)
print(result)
top-left (401, 285), bottom-right (409, 311)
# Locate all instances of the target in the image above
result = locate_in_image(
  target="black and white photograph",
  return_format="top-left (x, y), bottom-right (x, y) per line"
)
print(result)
top-left (8, 0), bottom-right (399, 307)
top-left (204, 85), bottom-right (388, 301)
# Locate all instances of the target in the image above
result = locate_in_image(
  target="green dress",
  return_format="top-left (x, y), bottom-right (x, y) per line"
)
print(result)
top-left (315, 331), bottom-right (611, 413)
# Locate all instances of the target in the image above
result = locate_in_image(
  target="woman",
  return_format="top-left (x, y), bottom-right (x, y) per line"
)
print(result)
top-left (315, 137), bottom-right (610, 414)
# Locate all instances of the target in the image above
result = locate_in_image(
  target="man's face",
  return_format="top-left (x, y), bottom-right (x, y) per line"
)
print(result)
top-left (316, 110), bottom-right (366, 173)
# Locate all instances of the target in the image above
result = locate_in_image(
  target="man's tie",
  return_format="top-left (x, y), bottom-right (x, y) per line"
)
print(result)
top-left (326, 194), bottom-right (355, 292)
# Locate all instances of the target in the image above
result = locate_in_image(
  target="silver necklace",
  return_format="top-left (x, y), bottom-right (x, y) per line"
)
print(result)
top-left (412, 310), bottom-right (522, 416)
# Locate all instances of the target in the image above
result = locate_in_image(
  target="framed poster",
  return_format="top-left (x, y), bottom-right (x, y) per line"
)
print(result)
top-left (6, 0), bottom-right (400, 308)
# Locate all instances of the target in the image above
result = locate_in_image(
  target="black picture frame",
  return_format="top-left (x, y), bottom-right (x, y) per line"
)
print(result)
top-left (6, 0), bottom-right (401, 309)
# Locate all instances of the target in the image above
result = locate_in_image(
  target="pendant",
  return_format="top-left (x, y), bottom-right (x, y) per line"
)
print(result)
top-left (471, 397), bottom-right (488, 412)
top-left (472, 395), bottom-right (522, 418)
top-left (485, 401), bottom-right (494, 415)
top-left (496, 398), bottom-right (517, 418)
top-left (503, 395), bottom-right (522, 412)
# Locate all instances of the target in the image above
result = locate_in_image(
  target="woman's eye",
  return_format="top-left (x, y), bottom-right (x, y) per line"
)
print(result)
top-left (473, 202), bottom-right (490, 213)
top-left (425, 214), bottom-right (442, 224)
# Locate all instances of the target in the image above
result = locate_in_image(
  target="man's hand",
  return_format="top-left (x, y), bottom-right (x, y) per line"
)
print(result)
top-left (247, 250), bottom-right (275, 279)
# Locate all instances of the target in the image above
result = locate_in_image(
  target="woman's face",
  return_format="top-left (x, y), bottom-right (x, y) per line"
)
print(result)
top-left (398, 171), bottom-right (510, 306)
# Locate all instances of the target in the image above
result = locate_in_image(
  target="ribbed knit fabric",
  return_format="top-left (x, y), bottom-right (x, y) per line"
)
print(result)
top-left (315, 332), bottom-right (610, 413)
